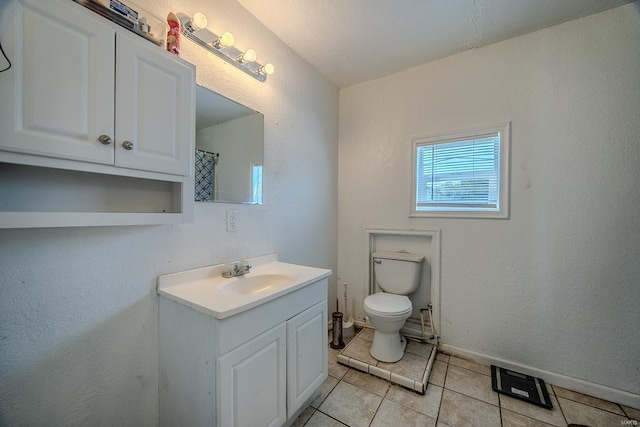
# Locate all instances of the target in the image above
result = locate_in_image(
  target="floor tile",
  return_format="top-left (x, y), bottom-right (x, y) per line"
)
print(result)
top-left (385, 383), bottom-right (443, 419)
top-left (328, 347), bottom-right (349, 379)
top-left (558, 396), bottom-right (629, 426)
top-left (406, 340), bottom-right (434, 358)
top-left (341, 337), bottom-right (378, 366)
top-left (358, 327), bottom-right (375, 341)
top-left (436, 423), bottom-right (453, 427)
top-left (622, 405), bottom-right (640, 420)
top-left (438, 389), bottom-right (501, 427)
top-left (501, 408), bottom-right (557, 427)
top-left (311, 376), bottom-right (340, 408)
top-left (370, 399), bottom-right (436, 427)
top-left (306, 410), bottom-right (348, 427)
top-left (429, 360), bottom-right (448, 387)
top-left (448, 356), bottom-right (491, 376)
top-left (291, 406), bottom-right (316, 427)
top-left (342, 368), bottom-right (390, 397)
top-left (552, 385), bottom-right (625, 415)
top-left (318, 381), bottom-right (382, 427)
top-left (444, 365), bottom-right (499, 406)
top-left (436, 352), bottom-right (450, 363)
top-left (499, 393), bottom-right (566, 426)
top-left (378, 351), bottom-right (428, 380)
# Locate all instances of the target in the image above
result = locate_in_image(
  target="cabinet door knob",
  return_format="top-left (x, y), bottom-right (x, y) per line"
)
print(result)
top-left (122, 140), bottom-right (134, 150)
top-left (98, 135), bottom-right (112, 145)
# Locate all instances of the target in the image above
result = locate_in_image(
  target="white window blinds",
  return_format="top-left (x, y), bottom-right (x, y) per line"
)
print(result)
top-left (415, 132), bottom-right (500, 210)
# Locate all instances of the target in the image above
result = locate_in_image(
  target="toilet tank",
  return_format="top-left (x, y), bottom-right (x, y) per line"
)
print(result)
top-left (372, 251), bottom-right (424, 295)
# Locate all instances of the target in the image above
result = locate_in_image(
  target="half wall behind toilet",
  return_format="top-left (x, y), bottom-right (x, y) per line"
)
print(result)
top-left (363, 228), bottom-right (441, 338)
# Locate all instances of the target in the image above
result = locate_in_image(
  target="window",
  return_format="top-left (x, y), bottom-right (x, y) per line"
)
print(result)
top-left (411, 123), bottom-right (510, 218)
top-left (251, 163), bottom-right (263, 204)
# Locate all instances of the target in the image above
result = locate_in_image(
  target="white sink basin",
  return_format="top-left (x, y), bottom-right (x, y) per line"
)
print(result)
top-left (221, 273), bottom-right (293, 295)
top-left (157, 254), bottom-right (332, 319)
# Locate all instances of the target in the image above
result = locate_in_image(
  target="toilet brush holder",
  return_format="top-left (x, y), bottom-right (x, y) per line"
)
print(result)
top-left (330, 312), bottom-right (345, 349)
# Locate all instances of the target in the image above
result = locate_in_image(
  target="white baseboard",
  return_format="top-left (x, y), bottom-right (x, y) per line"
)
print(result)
top-left (439, 343), bottom-right (640, 410)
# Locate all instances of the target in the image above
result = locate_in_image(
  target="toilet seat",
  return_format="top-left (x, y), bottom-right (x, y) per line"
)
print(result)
top-left (364, 293), bottom-right (412, 317)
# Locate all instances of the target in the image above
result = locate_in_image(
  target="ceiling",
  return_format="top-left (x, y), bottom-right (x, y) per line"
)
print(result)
top-left (237, 0), bottom-right (634, 88)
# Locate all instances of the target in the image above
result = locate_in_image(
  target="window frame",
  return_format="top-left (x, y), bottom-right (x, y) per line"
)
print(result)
top-left (410, 122), bottom-right (510, 219)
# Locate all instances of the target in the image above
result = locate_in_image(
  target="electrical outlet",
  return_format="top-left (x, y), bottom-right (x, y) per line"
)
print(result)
top-left (226, 210), bottom-right (238, 231)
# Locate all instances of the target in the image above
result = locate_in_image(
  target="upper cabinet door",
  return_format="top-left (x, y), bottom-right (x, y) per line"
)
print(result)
top-left (115, 32), bottom-right (194, 176)
top-left (0, 0), bottom-right (115, 164)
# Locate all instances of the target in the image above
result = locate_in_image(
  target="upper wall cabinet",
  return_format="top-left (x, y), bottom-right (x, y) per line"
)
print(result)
top-left (0, 0), bottom-right (196, 228)
top-left (0, 0), bottom-right (193, 176)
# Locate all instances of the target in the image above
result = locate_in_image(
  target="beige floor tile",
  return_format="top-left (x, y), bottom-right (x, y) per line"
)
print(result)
top-left (438, 389), bottom-right (501, 427)
top-left (558, 396), bottom-right (629, 427)
top-left (291, 406), bottom-right (316, 427)
top-left (406, 340), bottom-right (434, 358)
top-left (311, 376), bottom-right (340, 408)
top-left (318, 381), bottom-right (383, 427)
top-left (342, 368), bottom-right (390, 397)
top-left (448, 356), bottom-right (491, 376)
top-left (306, 410), bottom-right (348, 427)
top-left (328, 347), bottom-right (349, 379)
top-left (622, 405), bottom-right (640, 420)
top-left (499, 393), bottom-right (566, 426)
top-left (385, 383), bottom-right (443, 419)
top-left (552, 385), bottom-right (625, 415)
top-left (444, 365), bottom-right (499, 406)
top-left (436, 352), bottom-right (450, 363)
top-left (501, 408), bottom-right (557, 427)
top-left (378, 351), bottom-right (428, 380)
top-left (358, 327), bottom-right (375, 341)
top-left (436, 423), bottom-right (453, 427)
top-left (341, 337), bottom-right (378, 366)
top-left (429, 360), bottom-right (448, 387)
top-left (370, 399), bottom-right (436, 427)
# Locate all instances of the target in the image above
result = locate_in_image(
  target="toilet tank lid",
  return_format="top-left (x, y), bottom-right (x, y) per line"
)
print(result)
top-left (372, 251), bottom-right (424, 263)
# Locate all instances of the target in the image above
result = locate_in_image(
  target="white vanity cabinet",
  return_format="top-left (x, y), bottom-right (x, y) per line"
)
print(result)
top-left (0, 0), bottom-right (195, 228)
top-left (158, 258), bottom-right (330, 427)
top-left (217, 301), bottom-right (327, 427)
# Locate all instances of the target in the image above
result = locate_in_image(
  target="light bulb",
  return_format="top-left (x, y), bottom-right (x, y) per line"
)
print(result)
top-left (216, 32), bottom-right (235, 48)
top-left (192, 12), bottom-right (208, 30)
top-left (241, 49), bottom-right (257, 63)
top-left (260, 63), bottom-right (275, 75)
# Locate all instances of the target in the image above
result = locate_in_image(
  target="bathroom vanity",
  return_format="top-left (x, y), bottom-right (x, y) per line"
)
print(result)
top-left (157, 254), bottom-right (331, 427)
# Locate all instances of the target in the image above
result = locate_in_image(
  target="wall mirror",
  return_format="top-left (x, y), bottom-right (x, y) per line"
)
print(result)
top-left (194, 85), bottom-right (264, 204)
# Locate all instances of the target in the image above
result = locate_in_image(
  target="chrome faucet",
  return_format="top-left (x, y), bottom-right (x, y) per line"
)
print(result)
top-left (222, 260), bottom-right (252, 278)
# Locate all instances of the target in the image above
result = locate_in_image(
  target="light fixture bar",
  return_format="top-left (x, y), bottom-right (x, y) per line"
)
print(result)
top-left (177, 13), bottom-right (271, 82)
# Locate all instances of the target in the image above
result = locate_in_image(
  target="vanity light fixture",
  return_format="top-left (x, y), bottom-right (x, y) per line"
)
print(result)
top-left (177, 12), bottom-right (274, 82)
top-left (259, 63), bottom-right (275, 76)
top-left (239, 49), bottom-right (257, 63)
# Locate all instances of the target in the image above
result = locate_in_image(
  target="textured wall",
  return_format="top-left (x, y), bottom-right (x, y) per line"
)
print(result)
top-left (0, 0), bottom-right (338, 424)
top-left (338, 3), bottom-right (640, 396)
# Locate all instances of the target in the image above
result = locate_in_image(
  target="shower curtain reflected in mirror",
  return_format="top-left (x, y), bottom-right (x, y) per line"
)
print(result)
top-left (194, 149), bottom-right (219, 202)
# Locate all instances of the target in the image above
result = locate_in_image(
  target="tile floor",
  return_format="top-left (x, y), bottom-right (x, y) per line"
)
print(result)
top-left (292, 331), bottom-right (640, 427)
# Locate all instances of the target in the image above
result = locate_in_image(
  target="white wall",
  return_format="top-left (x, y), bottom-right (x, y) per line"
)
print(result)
top-left (338, 3), bottom-right (640, 400)
top-left (0, 0), bottom-right (338, 424)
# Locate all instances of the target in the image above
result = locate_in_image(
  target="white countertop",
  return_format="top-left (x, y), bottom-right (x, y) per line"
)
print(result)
top-left (157, 254), bottom-right (332, 319)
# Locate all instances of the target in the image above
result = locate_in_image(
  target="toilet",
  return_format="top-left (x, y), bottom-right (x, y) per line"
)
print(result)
top-left (363, 251), bottom-right (424, 363)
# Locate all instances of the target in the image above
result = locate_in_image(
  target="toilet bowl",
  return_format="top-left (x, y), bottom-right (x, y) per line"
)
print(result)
top-left (364, 251), bottom-right (424, 363)
top-left (364, 292), bottom-right (413, 362)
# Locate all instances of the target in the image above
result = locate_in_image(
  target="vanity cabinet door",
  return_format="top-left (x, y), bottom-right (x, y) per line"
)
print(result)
top-left (0, 0), bottom-right (115, 164)
top-left (217, 323), bottom-right (286, 427)
top-left (287, 301), bottom-right (328, 417)
top-left (115, 32), bottom-right (193, 176)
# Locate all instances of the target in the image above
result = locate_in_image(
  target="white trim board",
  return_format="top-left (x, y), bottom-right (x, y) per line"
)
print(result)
top-left (440, 343), bottom-right (640, 410)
